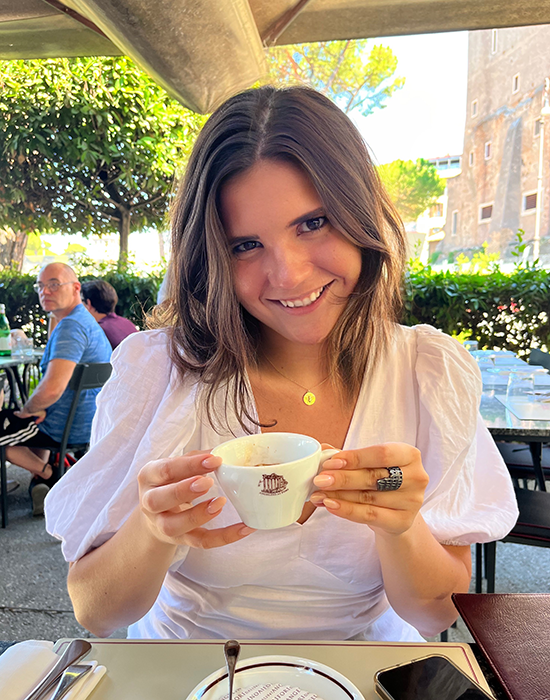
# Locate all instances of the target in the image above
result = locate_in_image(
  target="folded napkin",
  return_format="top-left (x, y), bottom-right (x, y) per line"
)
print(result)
top-left (0, 640), bottom-right (106, 700)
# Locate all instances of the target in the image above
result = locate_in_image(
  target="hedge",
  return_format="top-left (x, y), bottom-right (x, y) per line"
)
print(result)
top-left (402, 263), bottom-right (550, 356)
top-left (1, 262), bottom-right (549, 356)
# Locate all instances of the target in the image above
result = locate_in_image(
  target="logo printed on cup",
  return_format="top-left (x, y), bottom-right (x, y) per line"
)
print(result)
top-left (212, 432), bottom-right (338, 529)
top-left (258, 473), bottom-right (289, 496)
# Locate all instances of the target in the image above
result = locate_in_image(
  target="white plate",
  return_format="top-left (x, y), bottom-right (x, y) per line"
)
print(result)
top-left (185, 655), bottom-right (365, 700)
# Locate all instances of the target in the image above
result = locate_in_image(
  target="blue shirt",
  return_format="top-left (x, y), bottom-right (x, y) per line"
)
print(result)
top-left (39, 304), bottom-right (112, 444)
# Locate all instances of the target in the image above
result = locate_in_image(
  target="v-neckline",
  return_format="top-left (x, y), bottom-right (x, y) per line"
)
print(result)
top-left (244, 366), bottom-right (365, 448)
top-left (242, 368), bottom-right (366, 527)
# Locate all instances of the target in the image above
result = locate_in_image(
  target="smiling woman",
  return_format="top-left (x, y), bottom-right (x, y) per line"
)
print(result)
top-left (45, 85), bottom-right (518, 644)
top-left (220, 160), bottom-right (362, 350)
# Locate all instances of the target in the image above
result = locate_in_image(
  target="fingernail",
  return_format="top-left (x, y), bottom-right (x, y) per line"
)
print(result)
top-left (323, 498), bottom-right (340, 510)
top-left (309, 492), bottom-right (326, 503)
top-left (202, 455), bottom-right (221, 469)
top-left (314, 474), bottom-right (334, 487)
top-left (239, 526), bottom-right (256, 536)
top-left (207, 497), bottom-right (225, 514)
top-left (190, 476), bottom-right (214, 493)
top-left (324, 459), bottom-right (346, 469)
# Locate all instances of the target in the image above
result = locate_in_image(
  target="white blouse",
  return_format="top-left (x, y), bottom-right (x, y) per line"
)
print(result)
top-left (45, 324), bottom-right (518, 641)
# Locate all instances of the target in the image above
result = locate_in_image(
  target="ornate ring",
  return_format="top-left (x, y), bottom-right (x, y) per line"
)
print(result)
top-left (376, 466), bottom-right (403, 491)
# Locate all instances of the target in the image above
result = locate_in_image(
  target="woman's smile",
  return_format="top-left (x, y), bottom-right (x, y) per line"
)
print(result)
top-left (269, 282), bottom-right (331, 309)
top-left (221, 160), bottom-right (362, 347)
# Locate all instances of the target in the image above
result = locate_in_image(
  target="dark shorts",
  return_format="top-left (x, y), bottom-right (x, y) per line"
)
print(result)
top-left (0, 409), bottom-right (59, 448)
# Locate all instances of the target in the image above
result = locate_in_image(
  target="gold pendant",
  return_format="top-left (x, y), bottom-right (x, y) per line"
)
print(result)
top-left (302, 391), bottom-right (316, 406)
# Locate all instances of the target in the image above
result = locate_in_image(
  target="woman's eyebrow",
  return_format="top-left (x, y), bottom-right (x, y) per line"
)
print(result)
top-left (287, 208), bottom-right (326, 227)
top-left (226, 234), bottom-right (260, 245)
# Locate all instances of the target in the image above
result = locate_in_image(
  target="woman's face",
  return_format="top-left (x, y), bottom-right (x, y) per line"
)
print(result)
top-left (220, 159), bottom-right (362, 348)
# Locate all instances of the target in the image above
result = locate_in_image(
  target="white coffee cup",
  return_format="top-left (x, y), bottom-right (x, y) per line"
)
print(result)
top-left (212, 432), bottom-right (338, 530)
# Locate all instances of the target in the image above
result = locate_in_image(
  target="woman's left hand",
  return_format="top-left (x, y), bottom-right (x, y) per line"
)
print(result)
top-left (309, 443), bottom-right (429, 536)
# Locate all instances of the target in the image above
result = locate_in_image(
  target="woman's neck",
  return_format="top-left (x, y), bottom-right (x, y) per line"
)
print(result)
top-left (258, 331), bottom-right (329, 385)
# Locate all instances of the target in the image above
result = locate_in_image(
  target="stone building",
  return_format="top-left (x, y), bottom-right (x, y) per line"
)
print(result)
top-left (441, 25), bottom-right (550, 263)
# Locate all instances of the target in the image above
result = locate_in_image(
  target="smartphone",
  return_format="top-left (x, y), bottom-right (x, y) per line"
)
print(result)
top-left (374, 654), bottom-right (494, 700)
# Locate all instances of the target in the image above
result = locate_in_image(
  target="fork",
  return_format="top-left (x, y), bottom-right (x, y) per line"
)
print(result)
top-left (48, 663), bottom-right (94, 700)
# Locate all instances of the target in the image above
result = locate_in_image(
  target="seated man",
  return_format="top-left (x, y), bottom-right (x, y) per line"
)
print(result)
top-left (0, 262), bottom-right (111, 515)
top-left (81, 279), bottom-right (138, 350)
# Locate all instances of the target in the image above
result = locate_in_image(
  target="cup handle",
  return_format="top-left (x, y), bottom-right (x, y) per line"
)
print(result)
top-left (308, 449), bottom-right (340, 497)
top-left (319, 448), bottom-right (339, 470)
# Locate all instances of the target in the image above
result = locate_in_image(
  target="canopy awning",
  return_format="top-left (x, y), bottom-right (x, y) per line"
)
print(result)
top-left (1, 0), bottom-right (549, 113)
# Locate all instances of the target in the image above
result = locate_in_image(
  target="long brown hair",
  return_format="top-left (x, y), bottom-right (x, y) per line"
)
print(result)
top-left (159, 85), bottom-right (406, 433)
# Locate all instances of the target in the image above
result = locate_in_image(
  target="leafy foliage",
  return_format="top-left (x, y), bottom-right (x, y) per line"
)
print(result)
top-left (266, 40), bottom-right (405, 116)
top-left (0, 262), bottom-right (163, 347)
top-left (378, 158), bottom-right (445, 221)
top-left (403, 259), bottom-right (550, 355)
top-left (0, 57), bottom-right (206, 260)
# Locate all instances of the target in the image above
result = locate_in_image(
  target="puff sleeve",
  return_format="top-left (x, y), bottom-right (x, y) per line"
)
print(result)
top-left (45, 330), bottom-right (201, 561)
top-left (414, 325), bottom-right (518, 545)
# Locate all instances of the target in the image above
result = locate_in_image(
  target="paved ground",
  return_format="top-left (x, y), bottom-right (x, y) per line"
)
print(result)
top-left (1, 463), bottom-right (549, 644)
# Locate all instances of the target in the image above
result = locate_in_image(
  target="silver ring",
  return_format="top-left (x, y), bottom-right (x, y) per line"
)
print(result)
top-left (376, 466), bottom-right (403, 491)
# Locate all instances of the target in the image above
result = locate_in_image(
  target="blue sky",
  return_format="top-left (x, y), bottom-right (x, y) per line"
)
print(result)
top-left (350, 31), bottom-right (469, 165)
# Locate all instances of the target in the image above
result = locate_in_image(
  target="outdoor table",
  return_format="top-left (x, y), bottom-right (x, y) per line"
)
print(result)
top-left (0, 349), bottom-right (43, 409)
top-left (36, 638), bottom-right (495, 700)
top-left (480, 386), bottom-right (550, 491)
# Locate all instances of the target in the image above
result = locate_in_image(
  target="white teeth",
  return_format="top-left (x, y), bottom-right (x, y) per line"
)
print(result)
top-left (279, 286), bottom-right (324, 308)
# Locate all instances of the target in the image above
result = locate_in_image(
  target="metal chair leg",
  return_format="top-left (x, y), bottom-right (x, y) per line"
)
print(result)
top-left (475, 543), bottom-right (483, 593)
top-left (529, 442), bottom-right (547, 491)
top-left (486, 541), bottom-right (496, 593)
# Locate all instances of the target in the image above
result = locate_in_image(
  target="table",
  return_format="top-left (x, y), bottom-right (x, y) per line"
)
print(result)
top-left (0, 350), bottom-right (43, 409)
top-left (50, 639), bottom-right (494, 700)
top-left (479, 354), bottom-right (550, 491)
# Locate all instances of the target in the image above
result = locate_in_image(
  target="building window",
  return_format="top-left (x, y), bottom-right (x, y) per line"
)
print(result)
top-left (480, 204), bottom-right (493, 221)
top-left (451, 210), bottom-right (458, 236)
top-left (523, 192), bottom-right (537, 212)
top-left (469, 151), bottom-right (474, 166)
top-left (471, 100), bottom-right (478, 117)
top-left (429, 202), bottom-right (444, 217)
top-left (484, 141), bottom-right (492, 160)
top-left (491, 29), bottom-right (498, 54)
top-left (513, 74), bottom-right (520, 94)
top-left (535, 119), bottom-right (542, 137)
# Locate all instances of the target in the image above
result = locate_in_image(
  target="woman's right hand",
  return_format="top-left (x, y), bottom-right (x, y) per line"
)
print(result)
top-left (137, 450), bottom-right (255, 549)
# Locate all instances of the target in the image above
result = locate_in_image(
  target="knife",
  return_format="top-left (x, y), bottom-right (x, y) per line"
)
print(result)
top-left (22, 639), bottom-right (92, 700)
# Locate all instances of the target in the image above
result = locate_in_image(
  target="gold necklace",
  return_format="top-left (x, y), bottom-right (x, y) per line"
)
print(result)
top-left (263, 355), bottom-right (331, 406)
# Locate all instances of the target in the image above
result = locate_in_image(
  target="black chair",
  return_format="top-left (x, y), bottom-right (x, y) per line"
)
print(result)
top-left (496, 441), bottom-right (550, 491)
top-left (0, 362), bottom-right (112, 527)
top-left (475, 487), bottom-right (550, 592)
top-left (529, 347), bottom-right (550, 371)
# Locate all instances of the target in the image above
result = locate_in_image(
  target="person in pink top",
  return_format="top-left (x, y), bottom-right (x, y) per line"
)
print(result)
top-left (81, 280), bottom-right (138, 350)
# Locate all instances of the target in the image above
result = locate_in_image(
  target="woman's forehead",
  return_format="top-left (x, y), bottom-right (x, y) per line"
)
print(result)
top-left (220, 160), bottom-right (322, 234)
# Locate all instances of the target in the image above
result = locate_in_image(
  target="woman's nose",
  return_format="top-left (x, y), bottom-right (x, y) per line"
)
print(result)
top-left (265, 244), bottom-right (312, 289)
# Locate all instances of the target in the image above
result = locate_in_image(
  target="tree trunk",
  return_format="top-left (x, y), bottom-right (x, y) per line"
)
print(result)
top-left (158, 229), bottom-right (166, 260)
top-left (0, 227), bottom-right (27, 271)
top-left (118, 209), bottom-right (130, 264)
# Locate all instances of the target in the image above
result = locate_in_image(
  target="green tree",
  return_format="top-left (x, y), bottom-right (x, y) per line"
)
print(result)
top-left (266, 40), bottom-right (404, 116)
top-left (0, 57), bottom-right (206, 263)
top-left (378, 158), bottom-right (445, 221)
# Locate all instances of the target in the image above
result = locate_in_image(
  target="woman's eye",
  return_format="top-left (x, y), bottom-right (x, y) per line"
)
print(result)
top-left (298, 216), bottom-right (327, 233)
top-left (232, 240), bottom-right (261, 255)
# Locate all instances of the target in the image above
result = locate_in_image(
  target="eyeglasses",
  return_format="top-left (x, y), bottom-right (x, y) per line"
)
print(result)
top-left (33, 281), bottom-right (72, 293)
